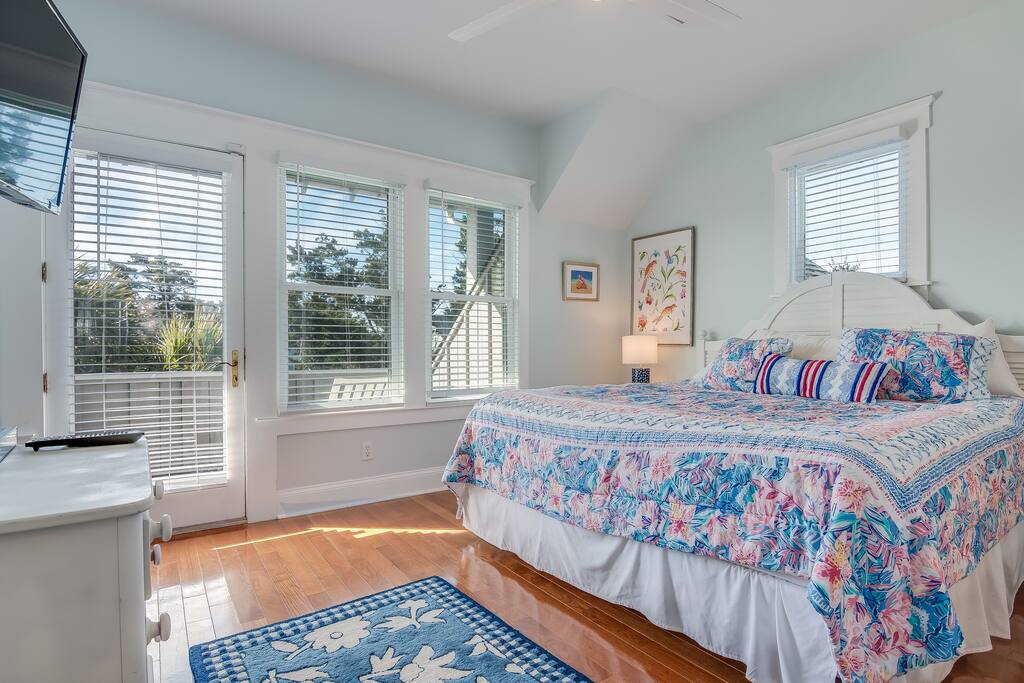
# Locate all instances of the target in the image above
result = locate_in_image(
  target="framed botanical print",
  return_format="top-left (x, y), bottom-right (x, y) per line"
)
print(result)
top-left (562, 261), bottom-right (599, 301)
top-left (631, 227), bottom-right (694, 345)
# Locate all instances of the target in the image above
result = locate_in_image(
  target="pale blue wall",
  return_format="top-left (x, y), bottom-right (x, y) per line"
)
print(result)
top-left (55, 0), bottom-right (539, 179)
top-left (633, 0), bottom-right (1024, 361)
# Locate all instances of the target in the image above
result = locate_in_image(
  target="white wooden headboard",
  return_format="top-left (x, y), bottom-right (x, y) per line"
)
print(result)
top-left (695, 272), bottom-right (1024, 390)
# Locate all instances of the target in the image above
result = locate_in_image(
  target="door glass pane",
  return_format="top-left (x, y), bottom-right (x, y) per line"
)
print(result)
top-left (69, 151), bottom-right (227, 489)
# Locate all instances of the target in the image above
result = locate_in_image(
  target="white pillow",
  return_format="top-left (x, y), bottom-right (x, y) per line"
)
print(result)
top-left (971, 320), bottom-right (1024, 397)
top-left (751, 330), bottom-right (839, 361)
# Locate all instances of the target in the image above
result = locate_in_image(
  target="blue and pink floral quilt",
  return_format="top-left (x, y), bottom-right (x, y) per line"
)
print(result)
top-left (442, 381), bottom-right (1024, 683)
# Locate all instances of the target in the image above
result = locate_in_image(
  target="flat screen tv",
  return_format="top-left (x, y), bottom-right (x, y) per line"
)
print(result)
top-left (0, 0), bottom-right (86, 214)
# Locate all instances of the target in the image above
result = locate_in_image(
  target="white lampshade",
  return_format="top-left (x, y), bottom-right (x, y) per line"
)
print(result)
top-left (621, 335), bottom-right (658, 366)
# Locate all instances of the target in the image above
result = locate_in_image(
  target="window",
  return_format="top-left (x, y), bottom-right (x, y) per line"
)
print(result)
top-left (68, 151), bottom-right (229, 484)
top-left (428, 190), bottom-right (518, 399)
top-left (280, 166), bottom-right (403, 410)
top-left (790, 141), bottom-right (904, 281)
top-left (768, 96), bottom-right (932, 293)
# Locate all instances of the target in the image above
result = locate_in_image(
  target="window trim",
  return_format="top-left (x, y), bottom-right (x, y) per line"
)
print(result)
top-left (767, 95), bottom-right (933, 295)
top-left (425, 188), bottom-right (520, 402)
top-left (277, 163), bottom-right (405, 413)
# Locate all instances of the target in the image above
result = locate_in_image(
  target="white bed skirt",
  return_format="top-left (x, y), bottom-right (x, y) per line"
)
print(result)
top-left (458, 486), bottom-right (1024, 683)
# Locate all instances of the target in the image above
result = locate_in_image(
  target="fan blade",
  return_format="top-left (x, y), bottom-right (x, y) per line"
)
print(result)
top-left (624, 0), bottom-right (741, 27)
top-left (449, 0), bottom-right (561, 42)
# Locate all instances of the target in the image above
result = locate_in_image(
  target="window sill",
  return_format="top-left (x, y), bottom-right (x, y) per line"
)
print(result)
top-left (256, 401), bottom-right (479, 436)
top-left (426, 394), bottom-right (492, 406)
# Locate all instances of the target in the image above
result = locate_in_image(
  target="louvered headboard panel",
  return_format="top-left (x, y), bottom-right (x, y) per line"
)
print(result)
top-left (696, 272), bottom-right (1024, 393)
top-left (1001, 336), bottom-right (1024, 391)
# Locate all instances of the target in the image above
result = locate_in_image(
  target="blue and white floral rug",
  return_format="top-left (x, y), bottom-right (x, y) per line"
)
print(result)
top-left (189, 576), bottom-right (590, 683)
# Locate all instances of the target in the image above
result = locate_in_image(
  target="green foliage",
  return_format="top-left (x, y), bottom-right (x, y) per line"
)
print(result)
top-left (827, 257), bottom-right (861, 273)
top-left (73, 256), bottom-right (223, 374)
top-left (286, 226), bottom-right (392, 372)
top-left (157, 309), bottom-right (223, 372)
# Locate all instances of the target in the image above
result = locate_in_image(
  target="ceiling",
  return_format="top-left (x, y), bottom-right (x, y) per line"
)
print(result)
top-left (124, 0), bottom-right (990, 126)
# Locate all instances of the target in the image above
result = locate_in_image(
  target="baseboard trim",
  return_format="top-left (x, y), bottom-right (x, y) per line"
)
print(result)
top-left (277, 466), bottom-right (447, 518)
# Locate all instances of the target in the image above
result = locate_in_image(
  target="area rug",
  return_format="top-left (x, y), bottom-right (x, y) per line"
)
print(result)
top-left (189, 575), bottom-right (591, 683)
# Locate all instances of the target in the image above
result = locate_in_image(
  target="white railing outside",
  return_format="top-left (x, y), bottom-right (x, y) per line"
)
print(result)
top-left (73, 371), bottom-right (225, 481)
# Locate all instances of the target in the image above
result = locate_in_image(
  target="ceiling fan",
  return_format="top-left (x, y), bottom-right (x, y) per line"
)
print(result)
top-left (449, 0), bottom-right (741, 42)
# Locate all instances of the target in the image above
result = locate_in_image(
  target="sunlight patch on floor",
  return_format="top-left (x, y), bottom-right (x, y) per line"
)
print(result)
top-left (213, 526), bottom-right (466, 549)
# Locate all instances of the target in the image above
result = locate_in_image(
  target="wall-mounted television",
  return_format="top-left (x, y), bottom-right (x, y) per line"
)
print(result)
top-left (0, 0), bottom-right (86, 214)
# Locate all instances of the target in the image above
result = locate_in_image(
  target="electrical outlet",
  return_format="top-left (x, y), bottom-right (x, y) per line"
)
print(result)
top-left (361, 441), bottom-right (374, 461)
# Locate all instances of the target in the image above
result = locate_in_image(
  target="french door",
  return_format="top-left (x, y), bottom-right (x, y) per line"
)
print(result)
top-left (45, 129), bottom-right (245, 528)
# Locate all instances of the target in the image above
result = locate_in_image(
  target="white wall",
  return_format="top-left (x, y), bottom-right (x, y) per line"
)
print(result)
top-left (631, 0), bottom-right (1024, 381)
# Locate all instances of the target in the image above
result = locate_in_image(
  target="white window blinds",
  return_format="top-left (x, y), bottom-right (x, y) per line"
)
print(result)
top-left (68, 151), bottom-right (228, 485)
top-left (280, 165), bottom-right (403, 410)
top-left (790, 141), bottom-right (906, 282)
top-left (428, 190), bottom-right (518, 399)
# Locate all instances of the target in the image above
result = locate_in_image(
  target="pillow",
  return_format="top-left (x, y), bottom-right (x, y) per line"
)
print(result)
top-left (751, 330), bottom-right (839, 360)
top-left (838, 328), bottom-right (998, 403)
top-left (753, 354), bottom-right (890, 404)
top-left (703, 336), bottom-right (794, 392)
top-left (971, 319), bottom-right (1024, 397)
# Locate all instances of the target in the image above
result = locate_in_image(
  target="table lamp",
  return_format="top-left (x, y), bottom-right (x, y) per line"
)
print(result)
top-left (622, 335), bottom-right (658, 383)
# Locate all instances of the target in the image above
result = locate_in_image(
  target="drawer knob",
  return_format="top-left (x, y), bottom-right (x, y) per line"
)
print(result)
top-left (152, 480), bottom-right (164, 500)
top-left (151, 544), bottom-right (162, 566)
top-left (148, 514), bottom-right (173, 543)
top-left (146, 613), bottom-right (171, 643)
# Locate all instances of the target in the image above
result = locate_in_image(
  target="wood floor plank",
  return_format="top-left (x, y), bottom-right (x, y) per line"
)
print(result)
top-left (155, 492), bottom-right (1021, 683)
top-left (216, 550), bottom-right (263, 624)
top-left (208, 601), bottom-right (244, 639)
top-left (174, 538), bottom-right (206, 599)
top-left (238, 545), bottom-right (292, 623)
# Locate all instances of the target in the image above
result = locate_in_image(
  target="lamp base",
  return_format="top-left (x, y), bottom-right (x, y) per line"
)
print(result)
top-left (631, 368), bottom-right (650, 383)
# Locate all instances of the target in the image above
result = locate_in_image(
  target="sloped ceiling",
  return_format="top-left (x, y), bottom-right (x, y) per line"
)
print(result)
top-left (534, 90), bottom-right (689, 230)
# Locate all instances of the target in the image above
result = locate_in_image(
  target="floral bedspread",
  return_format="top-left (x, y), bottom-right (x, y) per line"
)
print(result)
top-left (442, 382), bottom-right (1024, 683)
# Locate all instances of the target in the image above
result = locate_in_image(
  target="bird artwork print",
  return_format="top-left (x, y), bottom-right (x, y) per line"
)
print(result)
top-left (632, 230), bottom-right (692, 343)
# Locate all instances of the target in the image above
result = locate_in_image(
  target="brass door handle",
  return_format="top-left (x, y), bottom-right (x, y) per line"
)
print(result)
top-left (218, 350), bottom-right (240, 387)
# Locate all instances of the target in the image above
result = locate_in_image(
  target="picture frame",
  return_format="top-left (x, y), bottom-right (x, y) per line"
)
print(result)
top-left (562, 261), bottom-right (600, 302)
top-left (631, 226), bottom-right (695, 345)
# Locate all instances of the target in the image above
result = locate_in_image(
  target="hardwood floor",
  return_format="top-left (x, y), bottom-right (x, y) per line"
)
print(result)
top-left (149, 491), bottom-right (1023, 682)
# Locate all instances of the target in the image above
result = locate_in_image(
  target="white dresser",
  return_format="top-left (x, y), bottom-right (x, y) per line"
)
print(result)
top-left (0, 438), bottom-right (172, 683)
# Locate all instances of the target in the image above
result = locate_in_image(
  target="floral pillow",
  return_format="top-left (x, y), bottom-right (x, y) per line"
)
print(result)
top-left (703, 336), bottom-right (794, 393)
top-left (838, 328), bottom-right (998, 403)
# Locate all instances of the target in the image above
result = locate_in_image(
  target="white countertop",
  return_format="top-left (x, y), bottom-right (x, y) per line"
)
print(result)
top-left (0, 438), bottom-right (153, 535)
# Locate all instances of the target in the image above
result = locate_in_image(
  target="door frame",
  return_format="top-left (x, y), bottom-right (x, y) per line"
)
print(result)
top-left (43, 127), bottom-right (246, 528)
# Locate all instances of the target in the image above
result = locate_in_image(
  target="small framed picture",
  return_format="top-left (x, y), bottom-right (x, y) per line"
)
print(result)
top-left (562, 261), bottom-right (599, 301)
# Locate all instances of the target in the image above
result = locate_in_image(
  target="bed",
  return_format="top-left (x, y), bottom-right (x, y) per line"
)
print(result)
top-left (442, 273), bottom-right (1024, 683)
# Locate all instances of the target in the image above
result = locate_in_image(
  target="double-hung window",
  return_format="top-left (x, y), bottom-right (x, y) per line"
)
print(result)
top-left (428, 190), bottom-right (518, 399)
top-left (280, 166), bottom-right (403, 410)
top-left (790, 141), bottom-right (905, 281)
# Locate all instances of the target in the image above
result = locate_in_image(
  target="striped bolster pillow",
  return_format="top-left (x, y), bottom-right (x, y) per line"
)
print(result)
top-left (753, 354), bottom-right (891, 404)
